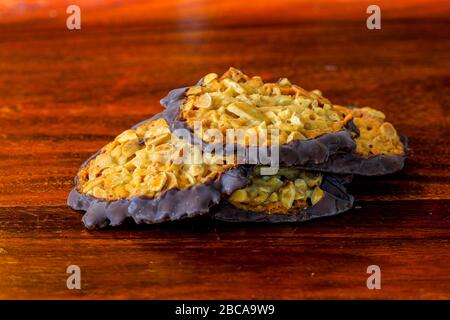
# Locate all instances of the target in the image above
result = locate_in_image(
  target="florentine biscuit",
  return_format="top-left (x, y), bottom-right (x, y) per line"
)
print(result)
top-left (161, 67), bottom-right (409, 175)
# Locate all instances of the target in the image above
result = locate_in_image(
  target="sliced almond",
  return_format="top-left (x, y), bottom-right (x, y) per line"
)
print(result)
top-left (279, 181), bottom-right (296, 209)
top-left (203, 73), bottom-right (218, 85)
top-left (187, 164), bottom-right (205, 177)
top-left (380, 122), bottom-right (397, 137)
top-left (165, 172), bottom-right (179, 189)
top-left (222, 78), bottom-right (245, 94)
top-left (95, 153), bottom-right (114, 170)
top-left (226, 102), bottom-right (266, 123)
top-left (290, 113), bottom-right (303, 126)
top-left (287, 131), bottom-right (305, 143)
top-left (311, 187), bottom-right (324, 205)
top-left (195, 93), bottom-right (213, 109)
top-left (229, 189), bottom-right (248, 203)
top-left (116, 130), bottom-right (138, 143)
top-left (82, 178), bottom-right (104, 193)
top-left (145, 132), bottom-right (171, 146)
top-left (147, 172), bottom-right (167, 192)
top-left (186, 86), bottom-right (202, 95)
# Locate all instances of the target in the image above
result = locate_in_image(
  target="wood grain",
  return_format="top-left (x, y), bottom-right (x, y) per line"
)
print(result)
top-left (0, 0), bottom-right (449, 299)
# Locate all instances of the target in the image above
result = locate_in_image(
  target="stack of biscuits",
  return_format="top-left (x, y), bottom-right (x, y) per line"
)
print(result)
top-left (68, 68), bottom-right (409, 229)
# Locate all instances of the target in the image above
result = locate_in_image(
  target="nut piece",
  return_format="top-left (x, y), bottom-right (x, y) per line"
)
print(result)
top-left (117, 130), bottom-right (138, 143)
top-left (145, 132), bottom-right (171, 146)
top-left (226, 102), bottom-right (266, 123)
top-left (186, 86), bottom-right (203, 95)
top-left (229, 189), bottom-right (248, 202)
top-left (311, 187), bottom-right (324, 205)
top-left (379, 122), bottom-right (397, 137)
top-left (146, 172), bottom-right (167, 192)
top-left (279, 181), bottom-right (296, 209)
top-left (203, 73), bottom-right (218, 85)
top-left (195, 93), bottom-right (213, 109)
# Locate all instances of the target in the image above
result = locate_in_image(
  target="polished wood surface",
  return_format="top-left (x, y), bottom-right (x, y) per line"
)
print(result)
top-left (0, 0), bottom-right (449, 299)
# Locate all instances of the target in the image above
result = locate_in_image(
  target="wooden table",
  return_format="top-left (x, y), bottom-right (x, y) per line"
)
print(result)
top-left (0, 0), bottom-right (449, 299)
